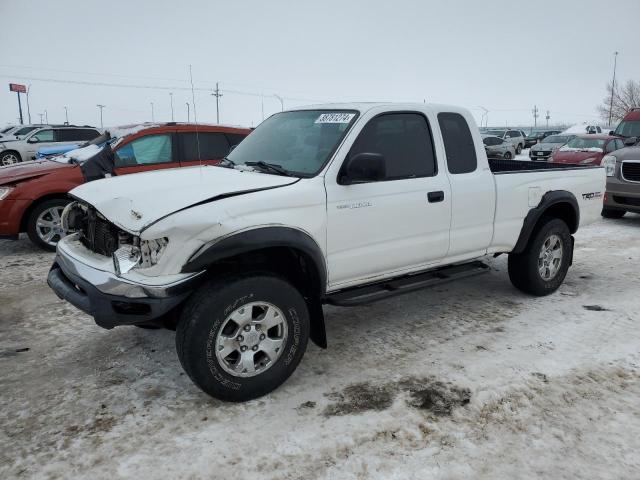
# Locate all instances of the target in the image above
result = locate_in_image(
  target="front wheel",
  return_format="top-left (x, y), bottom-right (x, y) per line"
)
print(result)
top-left (503, 151), bottom-right (513, 160)
top-left (26, 198), bottom-right (70, 251)
top-left (176, 274), bottom-right (310, 402)
top-left (601, 207), bottom-right (626, 219)
top-left (508, 217), bottom-right (572, 296)
top-left (0, 151), bottom-right (21, 166)
top-left (516, 144), bottom-right (523, 154)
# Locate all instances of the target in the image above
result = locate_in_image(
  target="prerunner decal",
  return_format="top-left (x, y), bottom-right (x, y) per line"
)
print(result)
top-left (315, 113), bottom-right (356, 124)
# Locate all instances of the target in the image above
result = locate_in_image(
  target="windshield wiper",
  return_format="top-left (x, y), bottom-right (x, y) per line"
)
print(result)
top-left (217, 156), bottom-right (236, 169)
top-left (245, 161), bottom-right (293, 177)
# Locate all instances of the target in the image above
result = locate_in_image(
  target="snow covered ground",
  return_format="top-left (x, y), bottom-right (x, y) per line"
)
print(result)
top-left (1, 215), bottom-right (639, 479)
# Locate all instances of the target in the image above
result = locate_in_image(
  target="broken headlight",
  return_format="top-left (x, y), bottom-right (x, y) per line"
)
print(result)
top-left (139, 238), bottom-right (169, 268)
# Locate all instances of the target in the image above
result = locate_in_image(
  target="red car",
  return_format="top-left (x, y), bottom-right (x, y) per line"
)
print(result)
top-left (550, 134), bottom-right (625, 166)
top-left (0, 123), bottom-right (250, 250)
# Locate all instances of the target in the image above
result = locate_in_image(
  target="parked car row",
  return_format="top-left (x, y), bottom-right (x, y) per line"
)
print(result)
top-left (0, 123), bottom-right (250, 249)
top-left (524, 130), bottom-right (561, 148)
top-left (0, 124), bottom-right (102, 165)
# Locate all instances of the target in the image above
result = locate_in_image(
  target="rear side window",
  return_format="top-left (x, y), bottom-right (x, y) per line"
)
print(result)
top-left (348, 113), bottom-right (436, 180)
top-left (178, 132), bottom-right (230, 161)
top-left (57, 128), bottom-right (100, 141)
top-left (438, 112), bottom-right (478, 174)
top-left (225, 133), bottom-right (247, 149)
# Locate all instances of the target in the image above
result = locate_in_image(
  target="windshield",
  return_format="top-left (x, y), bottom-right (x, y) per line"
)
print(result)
top-left (565, 137), bottom-right (605, 150)
top-left (614, 120), bottom-right (640, 138)
top-left (543, 135), bottom-right (572, 144)
top-left (485, 130), bottom-right (506, 137)
top-left (226, 110), bottom-right (358, 176)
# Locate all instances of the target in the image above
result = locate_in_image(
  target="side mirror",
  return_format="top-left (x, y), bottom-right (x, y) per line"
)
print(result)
top-left (340, 152), bottom-right (386, 185)
top-left (624, 136), bottom-right (637, 146)
top-left (27, 136), bottom-right (38, 143)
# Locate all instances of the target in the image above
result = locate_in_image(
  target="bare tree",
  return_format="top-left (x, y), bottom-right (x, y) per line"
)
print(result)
top-left (598, 79), bottom-right (640, 124)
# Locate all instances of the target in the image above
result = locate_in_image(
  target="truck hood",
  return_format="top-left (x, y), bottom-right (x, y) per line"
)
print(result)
top-left (70, 165), bottom-right (299, 233)
top-left (0, 159), bottom-right (71, 186)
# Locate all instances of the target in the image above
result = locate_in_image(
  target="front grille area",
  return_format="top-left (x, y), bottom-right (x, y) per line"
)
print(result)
top-left (621, 162), bottom-right (640, 182)
top-left (80, 207), bottom-right (120, 257)
top-left (613, 196), bottom-right (640, 207)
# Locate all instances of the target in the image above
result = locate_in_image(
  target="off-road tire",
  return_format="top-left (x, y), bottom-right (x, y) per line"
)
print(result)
top-left (601, 207), bottom-right (626, 219)
top-left (508, 217), bottom-right (572, 296)
top-left (176, 273), bottom-right (310, 402)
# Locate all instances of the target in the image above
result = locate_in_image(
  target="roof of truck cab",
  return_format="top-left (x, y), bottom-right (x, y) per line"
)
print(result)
top-left (289, 102), bottom-right (470, 113)
top-left (623, 109), bottom-right (640, 121)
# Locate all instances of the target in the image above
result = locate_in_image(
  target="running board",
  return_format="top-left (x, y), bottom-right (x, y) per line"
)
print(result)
top-left (324, 261), bottom-right (490, 307)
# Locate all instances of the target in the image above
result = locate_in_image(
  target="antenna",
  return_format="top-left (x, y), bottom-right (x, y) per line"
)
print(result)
top-left (188, 65), bottom-right (202, 179)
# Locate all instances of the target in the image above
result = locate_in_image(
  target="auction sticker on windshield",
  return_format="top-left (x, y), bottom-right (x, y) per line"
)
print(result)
top-left (315, 113), bottom-right (356, 124)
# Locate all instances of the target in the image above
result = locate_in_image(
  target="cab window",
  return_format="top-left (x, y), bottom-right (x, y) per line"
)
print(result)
top-left (438, 112), bottom-right (478, 174)
top-left (347, 112), bottom-right (437, 180)
top-left (115, 134), bottom-right (173, 166)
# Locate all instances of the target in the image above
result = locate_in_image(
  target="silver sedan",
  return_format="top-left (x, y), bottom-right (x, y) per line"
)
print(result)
top-left (482, 135), bottom-right (516, 159)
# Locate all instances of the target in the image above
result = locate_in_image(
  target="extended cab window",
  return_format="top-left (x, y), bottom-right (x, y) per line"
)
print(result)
top-left (438, 112), bottom-right (478, 174)
top-left (115, 134), bottom-right (173, 166)
top-left (348, 113), bottom-right (436, 180)
top-left (179, 132), bottom-right (230, 161)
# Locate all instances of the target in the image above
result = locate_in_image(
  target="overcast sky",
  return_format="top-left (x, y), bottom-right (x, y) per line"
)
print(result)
top-left (1, 0), bottom-right (638, 129)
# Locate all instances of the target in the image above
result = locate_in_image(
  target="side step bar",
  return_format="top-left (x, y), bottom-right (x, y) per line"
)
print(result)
top-left (324, 261), bottom-right (490, 307)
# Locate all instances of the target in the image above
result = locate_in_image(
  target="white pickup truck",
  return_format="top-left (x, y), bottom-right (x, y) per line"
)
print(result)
top-left (48, 103), bottom-right (605, 401)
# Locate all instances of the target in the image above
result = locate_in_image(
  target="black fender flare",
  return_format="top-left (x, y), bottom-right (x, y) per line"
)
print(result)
top-left (512, 190), bottom-right (579, 254)
top-left (182, 226), bottom-right (328, 348)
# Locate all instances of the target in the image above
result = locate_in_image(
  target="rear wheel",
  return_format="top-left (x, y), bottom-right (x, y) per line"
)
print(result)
top-left (601, 207), bottom-right (626, 219)
top-left (26, 198), bottom-right (70, 251)
top-left (0, 151), bottom-right (21, 166)
top-left (508, 217), bottom-right (572, 296)
top-left (516, 144), bottom-right (523, 154)
top-left (176, 274), bottom-right (310, 401)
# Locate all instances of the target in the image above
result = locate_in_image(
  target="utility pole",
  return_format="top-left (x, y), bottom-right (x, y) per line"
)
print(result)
top-left (274, 94), bottom-right (284, 111)
top-left (38, 113), bottom-right (44, 124)
top-left (608, 51), bottom-right (619, 126)
top-left (478, 106), bottom-right (489, 127)
top-left (211, 82), bottom-right (223, 123)
top-left (44, 109), bottom-right (48, 124)
top-left (26, 84), bottom-right (31, 124)
top-left (186, 102), bottom-right (190, 122)
top-left (150, 102), bottom-right (154, 122)
top-left (169, 93), bottom-right (174, 121)
top-left (64, 106), bottom-right (69, 125)
top-left (545, 110), bottom-right (550, 128)
top-left (532, 105), bottom-right (539, 128)
top-left (96, 104), bottom-right (105, 128)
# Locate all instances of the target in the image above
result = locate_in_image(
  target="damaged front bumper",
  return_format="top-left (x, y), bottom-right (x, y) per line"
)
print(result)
top-left (47, 238), bottom-right (203, 328)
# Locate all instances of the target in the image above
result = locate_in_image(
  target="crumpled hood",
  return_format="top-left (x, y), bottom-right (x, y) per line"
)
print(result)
top-left (69, 165), bottom-right (298, 233)
top-left (0, 159), bottom-right (71, 186)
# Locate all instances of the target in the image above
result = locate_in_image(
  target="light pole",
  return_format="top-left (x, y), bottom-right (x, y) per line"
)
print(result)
top-left (608, 51), bottom-right (619, 126)
top-left (150, 102), bottom-right (154, 122)
top-left (532, 105), bottom-right (539, 128)
top-left (274, 94), bottom-right (284, 111)
top-left (64, 106), bottom-right (69, 125)
top-left (186, 102), bottom-right (190, 122)
top-left (477, 106), bottom-right (488, 127)
top-left (38, 113), bottom-right (44, 124)
top-left (26, 84), bottom-right (32, 124)
top-left (96, 104), bottom-right (105, 128)
top-left (211, 82), bottom-right (223, 123)
top-left (44, 109), bottom-right (48, 124)
top-left (169, 93), bottom-right (174, 121)
top-left (545, 110), bottom-right (550, 128)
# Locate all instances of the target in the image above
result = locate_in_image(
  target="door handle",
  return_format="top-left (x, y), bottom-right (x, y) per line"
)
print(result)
top-left (427, 191), bottom-right (444, 203)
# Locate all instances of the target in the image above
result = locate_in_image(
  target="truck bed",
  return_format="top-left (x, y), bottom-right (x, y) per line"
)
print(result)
top-left (489, 158), bottom-right (600, 174)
